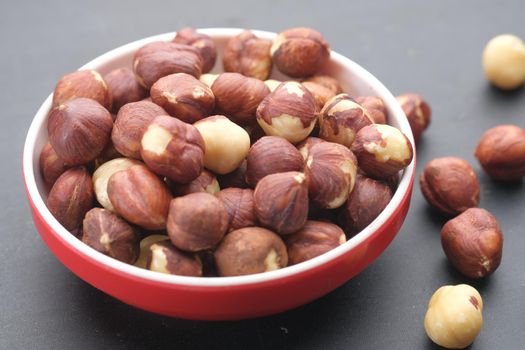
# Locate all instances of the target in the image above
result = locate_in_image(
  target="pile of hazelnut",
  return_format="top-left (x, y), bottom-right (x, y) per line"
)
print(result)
top-left (40, 27), bottom-right (415, 278)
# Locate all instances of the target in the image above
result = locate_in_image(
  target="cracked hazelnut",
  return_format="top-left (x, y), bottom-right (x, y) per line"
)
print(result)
top-left (216, 188), bottom-right (257, 232)
top-left (52, 70), bottom-right (112, 110)
top-left (169, 169), bottom-right (219, 196)
top-left (199, 73), bottom-right (218, 87)
top-left (173, 27), bottom-right (217, 73)
top-left (48, 98), bottom-right (113, 165)
top-left (147, 240), bottom-right (202, 276)
top-left (420, 157), bottom-right (480, 215)
top-left (217, 160), bottom-right (249, 189)
top-left (396, 93), bottom-right (431, 142)
top-left (441, 208), bottom-right (503, 279)
top-left (474, 124), bottom-right (525, 181)
top-left (215, 227), bottom-right (288, 276)
top-left (254, 171), bottom-right (309, 234)
top-left (355, 96), bottom-right (387, 124)
top-left (40, 143), bottom-right (69, 188)
top-left (304, 75), bottom-right (342, 95)
top-left (103, 67), bottom-right (147, 113)
top-left (302, 81), bottom-right (336, 111)
top-left (482, 34), bottom-right (525, 90)
top-left (264, 79), bottom-right (282, 92)
top-left (297, 136), bottom-right (325, 160)
top-left (134, 234), bottom-right (170, 268)
top-left (167, 192), bottom-right (229, 252)
top-left (271, 27), bottom-right (330, 78)
top-left (223, 30), bottom-right (273, 80)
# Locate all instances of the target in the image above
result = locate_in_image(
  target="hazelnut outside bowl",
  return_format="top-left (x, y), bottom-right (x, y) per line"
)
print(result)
top-left (23, 28), bottom-right (415, 320)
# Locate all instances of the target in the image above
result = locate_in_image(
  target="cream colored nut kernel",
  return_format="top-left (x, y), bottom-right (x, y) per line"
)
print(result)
top-left (482, 34), bottom-right (525, 90)
top-left (264, 79), bottom-right (282, 92)
top-left (134, 234), bottom-right (170, 269)
top-left (258, 114), bottom-right (316, 144)
top-left (424, 284), bottom-right (483, 349)
top-left (364, 124), bottom-right (412, 163)
top-left (199, 73), bottom-right (219, 87)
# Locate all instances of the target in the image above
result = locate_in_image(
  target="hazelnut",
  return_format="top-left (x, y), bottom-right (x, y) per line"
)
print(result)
top-left (351, 124), bottom-right (413, 180)
top-left (303, 75), bottom-right (342, 95)
top-left (301, 81), bottom-right (336, 111)
top-left (134, 234), bottom-right (170, 268)
top-left (194, 115), bottom-right (251, 174)
top-left (48, 98), bottom-right (113, 165)
top-left (140, 115), bottom-right (205, 183)
top-left (441, 208), bottom-right (503, 279)
top-left (169, 169), bottom-right (219, 196)
top-left (147, 240), bottom-right (202, 276)
top-left (107, 164), bottom-right (172, 230)
top-left (286, 220), bottom-right (346, 265)
top-left (46, 167), bottom-right (94, 233)
top-left (215, 227), bottom-right (288, 276)
top-left (243, 123), bottom-right (266, 144)
top-left (254, 171), bottom-right (309, 234)
top-left (167, 192), bottom-right (229, 252)
top-left (424, 284), bottom-right (483, 349)
top-left (256, 81), bottom-right (317, 144)
top-left (482, 34), bottom-right (525, 90)
top-left (39, 143), bottom-right (68, 187)
top-left (319, 94), bottom-right (373, 147)
top-left (396, 93), bottom-right (431, 142)
top-left (264, 79), bottom-right (282, 92)
top-left (216, 188), bottom-right (257, 232)
top-left (296, 136), bottom-right (325, 160)
top-left (211, 73), bottom-right (269, 125)
top-left (354, 96), bottom-right (387, 124)
top-left (150, 73), bottom-right (215, 123)
top-left (82, 208), bottom-right (139, 264)
top-left (304, 142), bottom-right (358, 209)
top-left (246, 136), bottom-right (304, 186)
top-left (111, 100), bottom-right (167, 160)
top-left (93, 142), bottom-right (123, 169)
top-left (223, 30), bottom-right (273, 80)
top-left (199, 73), bottom-right (219, 87)
top-left (103, 67), bottom-right (148, 113)
top-left (271, 27), bottom-right (330, 78)
top-left (172, 27), bottom-right (217, 73)
top-left (474, 124), bottom-right (525, 181)
top-left (52, 70), bottom-right (112, 110)
top-left (420, 157), bottom-right (480, 215)
top-left (216, 160), bottom-right (249, 189)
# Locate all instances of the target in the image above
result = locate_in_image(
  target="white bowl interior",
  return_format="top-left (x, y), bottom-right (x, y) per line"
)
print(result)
top-left (23, 28), bottom-right (415, 287)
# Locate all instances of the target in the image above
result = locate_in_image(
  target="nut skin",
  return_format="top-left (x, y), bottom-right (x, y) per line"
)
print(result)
top-left (482, 34), bottom-right (525, 90)
top-left (246, 136), bottom-right (304, 186)
top-left (396, 93), bottom-right (431, 142)
top-left (319, 94), bottom-right (373, 148)
top-left (216, 188), bottom-right (257, 232)
top-left (441, 208), bottom-right (503, 279)
top-left (256, 81), bottom-right (318, 144)
top-left (93, 142), bottom-right (123, 169)
top-left (150, 73), bottom-right (215, 123)
top-left (46, 167), bottom-right (94, 233)
top-left (286, 220), bottom-right (346, 265)
top-left (134, 234), bottom-right (170, 268)
top-left (48, 98), bottom-right (113, 165)
top-left (140, 115), bottom-right (205, 183)
top-left (223, 30), bottom-right (273, 80)
top-left (420, 157), bottom-right (480, 215)
top-left (303, 75), bottom-right (342, 95)
top-left (167, 192), bottom-right (229, 252)
top-left (173, 27), bottom-right (217, 73)
top-left (305, 142), bottom-right (358, 209)
top-left (211, 73), bottom-right (269, 125)
top-left (40, 143), bottom-right (69, 188)
top-left (169, 169), bottom-right (219, 196)
top-left (216, 160), bottom-right (249, 189)
top-left (297, 136), bottom-right (325, 160)
top-left (244, 123), bottom-right (266, 144)
top-left (215, 227), bottom-right (288, 277)
top-left (474, 124), bottom-right (525, 181)
top-left (301, 81), bottom-right (336, 111)
top-left (271, 27), bottom-right (330, 78)
top-left (355, 96), bottom-right (387, 124)
top-left (351, 124), bottom-right (414, 180)
top-left (103, 67), bottom-right (148, 113)
top-left (52, 70), bottom-right (112, 110)
top-left (254, 171), bottom-right (309, 235)
top-left (107, 164), bottom-right (172, 230)
top-left (82, 208), bottom-right (139, 264)
top-left (146, 240), bottom-right (203, 276)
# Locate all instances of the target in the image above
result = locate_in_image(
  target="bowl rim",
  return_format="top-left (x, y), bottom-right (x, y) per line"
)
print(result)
top-left (23, 27), bottom-right (415, 287)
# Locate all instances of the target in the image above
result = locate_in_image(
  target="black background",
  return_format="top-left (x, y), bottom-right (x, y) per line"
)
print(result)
top-left (2, 1), bottom-right (525, 349)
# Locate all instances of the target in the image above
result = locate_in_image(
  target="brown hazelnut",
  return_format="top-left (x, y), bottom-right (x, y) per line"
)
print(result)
top-left (396, 93), bottom-right (431, 142)
top-left (103, 67), bottom-right (148, 113)
top-left (169, 169), bottom-right (220, 196)
top-left (420, 157), bottom-right (480, 215)
top-left (474, 125), bottom-right (525, 181)
top-left (223, 30), bottom-right (273, 80)
top-left (150, 73), bottom-right (215, 123)
top-left (216, 160), bottom-right (249, 189)
top-left (52, 70), bottom-right (112, 110)
top-left (264, 79), bottom-right (282, 92)
top-left (355, 96), bottom-right (387, 124)
top-left (271, 27), bottom-right (330, 78)
top-left (199, 73), bottom-right (219, 87)
top-left (82, 208), bottom-right (139, 264)
top-left (93, 142), bottom-right (123, 169)
top-left (254, 171), bottom-right (309, 234)
top-left (305, 142), bottom-right (358, 209)
top-left (211, 73), bottom-right (269, 125)
top-left (303, 75), bottom-right (343, 95)
top-left (301, 81), bottom-right (336, 111)
top-left (134, 234), bottom-right (170, 268)
top-left (319, 94), bottom-right (373, 147)
top-left (215, 227), bottom-right (288, 276)
top-left (244, 122), bottom-right (266, 144)
top-left (167, 192), bottom-right (229, 252)
top-left (296, 136), bottom-right (325, 160)
top-left (172, 27), bottom-right (217, 73)
top-left (107, 164), bottom-right (172, 230)
top-left (246, 136), bottom-right (304, 186)
top-left (286, 220), bottom-right (346, 265)
top-left (147, 240), bottom-right (202, 276)
top-left (216, 188), bottom-right (257, 232)
top-left (46, 166), bottom-right (94, 233)
top-left (256, 81), bottom-right (317, 144)
top-left (48, 98), bottom-right (113, 165)
top-left (351, 124), bottom-right (414, 180)
top-left (40, 143), bottom-right (69, 188)
top-left (441, 208), bottom-right (503, 278)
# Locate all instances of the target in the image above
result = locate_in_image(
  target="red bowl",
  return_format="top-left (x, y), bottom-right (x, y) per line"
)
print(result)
top-left (23, 28), bottom-right (416, 320)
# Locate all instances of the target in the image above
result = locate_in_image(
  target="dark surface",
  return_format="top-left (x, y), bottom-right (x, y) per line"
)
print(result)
top-left (2, 1), bottom-right (525, 349)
